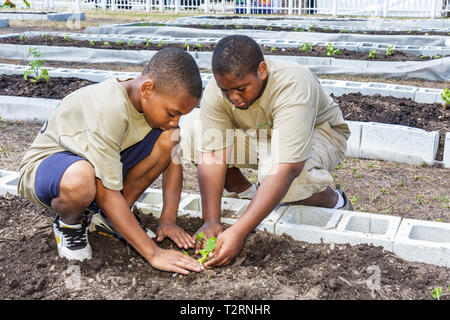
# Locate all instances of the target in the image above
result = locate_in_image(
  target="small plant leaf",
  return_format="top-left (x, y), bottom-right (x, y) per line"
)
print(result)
top-left (431, 287), bottom-right (442, 300)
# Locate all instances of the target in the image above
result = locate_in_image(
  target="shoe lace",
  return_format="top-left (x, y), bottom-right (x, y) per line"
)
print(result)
top-left (59, 219), bottom-right (89, 250)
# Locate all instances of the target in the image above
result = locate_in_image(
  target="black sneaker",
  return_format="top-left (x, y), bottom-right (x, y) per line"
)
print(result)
top-left (53, 214), bottom-right (92, 261)
top-left (89, 205), bottom-right (156, 239)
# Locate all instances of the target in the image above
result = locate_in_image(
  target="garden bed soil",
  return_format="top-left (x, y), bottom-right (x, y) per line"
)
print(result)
top-left (1, 74), bottom-right (448, 158)
top-left (0, 193), bottom-right (449, 300)
top-left (0, 36), bottom-right (437, 61)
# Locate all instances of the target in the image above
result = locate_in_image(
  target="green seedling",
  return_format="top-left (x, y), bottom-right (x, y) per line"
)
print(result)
top-left (386, 46), bottom-right (394, 56)
top-left (157, 40), bottom-right (164, 48)
top-left (89, 40), bottom-right (95, 46)
top-left (184, 43), bottom-right (190, 51)
top-left (145, 38), bottom-right (150, 47)
top-left (194, 42), bottom-right (202, 49)
top-left (265, 26), bottom-right (272, 31)
top-left (431, 286), bottom-right (442, 300)
top-left (19, 34), bottom-right (26, 41)
top-left (368, 50), bottom-right (376, 59)
top-left (326, 43), bottom-right (340, 56)
top-left (117, 40), bottom-right (123, 46)
top-left (63, 35), bottom-right (70, 42)
top-left (270, 46), bottom-right (277, 53)
top-left (104, 41), bottom-right (110, 47)
top-left (434, 55), bottom-right (441, 59)
top-left (293, 27), bottom-right (303, 32)
top-left (127, 39), bottom-right (133, 46)
top-left (440, 88), bottom-right (450, 110)
top-left (300, 42), bottom-right (314, 52)
top-left (196, 232), bottom-right (216, 265)
top-left (23, 48), bottom-right (49, 83)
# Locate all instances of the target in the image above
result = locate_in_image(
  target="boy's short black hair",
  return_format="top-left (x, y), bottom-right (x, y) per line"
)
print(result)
top-left (212, 35), bottom-right (264, 79)
top-left (142, 48), bottom-right (202, 99)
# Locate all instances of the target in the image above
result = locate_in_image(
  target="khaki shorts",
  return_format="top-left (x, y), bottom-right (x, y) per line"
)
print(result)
top-left (179, 109), bottom-right (349, 203)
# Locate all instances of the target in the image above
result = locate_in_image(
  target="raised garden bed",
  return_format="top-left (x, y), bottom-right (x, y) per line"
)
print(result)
top-left (0, 193), bottom-right (449, 300)
top-left (135, 21), bottom-right (449, 36)
top-left (0, 35), bottom-right (441, 61)
top-left (1, 73), bottom-right (447, 160)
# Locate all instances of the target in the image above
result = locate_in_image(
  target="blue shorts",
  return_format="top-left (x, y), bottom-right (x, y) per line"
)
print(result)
top-left (35, 129), bottom-right (163, 206)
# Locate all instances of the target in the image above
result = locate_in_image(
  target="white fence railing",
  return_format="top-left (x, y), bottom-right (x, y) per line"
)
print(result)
top-left (10, 0), bottom-right (450, 17)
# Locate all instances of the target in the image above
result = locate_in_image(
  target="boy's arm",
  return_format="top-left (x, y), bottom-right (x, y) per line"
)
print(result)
top-left (193, 147), bottom-right (230, 252)
top-left (205, 161), bottom-right (305, 267)
top-left (156, 159), bottom-right (195, 249)
top-left (95, 178), bottom-right (203, 274)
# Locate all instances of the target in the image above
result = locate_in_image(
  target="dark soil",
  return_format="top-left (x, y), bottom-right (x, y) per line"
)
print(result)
top-left (0, 193), bottom-right (449, 300)
top-left (139, 21), bottom-right (448, 36)
top-left (0, 35), bottom-right (436, 61)
top-left (1, 74), bottom-right (448, 158)
top-left (0, 74), bottom-right (95, 99)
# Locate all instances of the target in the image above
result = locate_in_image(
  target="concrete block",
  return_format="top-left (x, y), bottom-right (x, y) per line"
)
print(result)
top-left (0, 173), bottom-right (19, 196)
top-left (274, 205), bottom-right (342, 244)
top-left (414, 87), bottom-right (442, 104)
top-left (344, 121), bottom-right (363, 158)
top-left (46, 13), bottom-right (86, 21)
top-left (0, 95), bottom-right (59, 122)
top-left (393, 219), bottom-right (450, 267)
top-left (134, 187), bottom-right (189, 217)
top-left (324, 210), bottom-right (402, 251)
top-left (359, 122), bottom-right (439, 165)
top-left (444, 132), bottom-right (450, 168)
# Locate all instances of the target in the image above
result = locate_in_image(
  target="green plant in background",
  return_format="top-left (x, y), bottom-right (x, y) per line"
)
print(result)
top-left (104, 41), bottom-right (110, 47)
top-left (368, 50), bottom-right (376, 59)
top-left (196, 232), bottom-right (216, 265)
top-left (184, 43), bottom-right (190, 51)
top-left (300, 42), bottom-right (314, 52)
top-left (19, 34), bottom-right (26, 41)
top-left (117, 39), bottom-right (123, 46)
top-left (434, 55), bottom-right (441, 59)
top-left (127, 39), bottom-right (133, 46)
top-left (195, 42), bottom-right (202, 49)
top-left (63, 35), bottom-right (70, 42)
top-left (270, 46), bottom-right (277, 53)
top-left (145, 38), bottom-right (151, 47)
top-left (441, 88), bottom-right (450, 110)
top-left (293, 26), bottom-right (303, 32)
top-left (89, 40), bottom-right (95, 46)
top-left (23, 48), bottom-right (49, 83)
top-left (386, 45), bottom-right (394, 56)
top-left (326, 43), bottom-right (340, 56)
top-left (157, 40), bottom-right (164, 47)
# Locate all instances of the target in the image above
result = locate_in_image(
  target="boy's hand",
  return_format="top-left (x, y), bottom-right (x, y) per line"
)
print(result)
top-left (204, 226), bottom-right (245, 267)
top-left (193, 221), bottom-right (224, 254)
top-left (156, 221), bottom-right (196, 250)
top-left (149, 247), bottom-right (204, 275)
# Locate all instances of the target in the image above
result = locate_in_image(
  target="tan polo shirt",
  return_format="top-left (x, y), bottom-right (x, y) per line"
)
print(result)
top-left (197, 58), bottom-right (350, 163)
top-left (18, 77), bottom-right (152, 207)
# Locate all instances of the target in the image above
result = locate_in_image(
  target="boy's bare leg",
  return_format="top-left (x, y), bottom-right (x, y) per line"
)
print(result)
top-left (224, 167), bottom-right (252, 194)
top-left (50, 160), bottom-right (97, 225)
top-left (121, 129), bottom-right (178, 207)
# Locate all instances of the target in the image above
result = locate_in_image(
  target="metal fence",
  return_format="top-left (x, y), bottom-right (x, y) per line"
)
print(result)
top-left (13, 0), bottom-right (450, 17)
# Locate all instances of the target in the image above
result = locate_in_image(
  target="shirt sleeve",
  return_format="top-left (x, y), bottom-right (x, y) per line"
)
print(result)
top-left (197, 80), bottom-right (235, 153)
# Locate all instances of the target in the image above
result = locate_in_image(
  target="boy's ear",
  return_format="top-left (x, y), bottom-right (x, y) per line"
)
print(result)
top-left (140, 78), bottom-right (156, 98)
top-left (257, 61), bottom-right (268, 81)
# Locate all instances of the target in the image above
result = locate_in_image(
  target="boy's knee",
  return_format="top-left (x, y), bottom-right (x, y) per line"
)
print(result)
top-left (156, 128), bottom-right (180, 155)
top-left (59, 161), bottom-right (96, 207)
